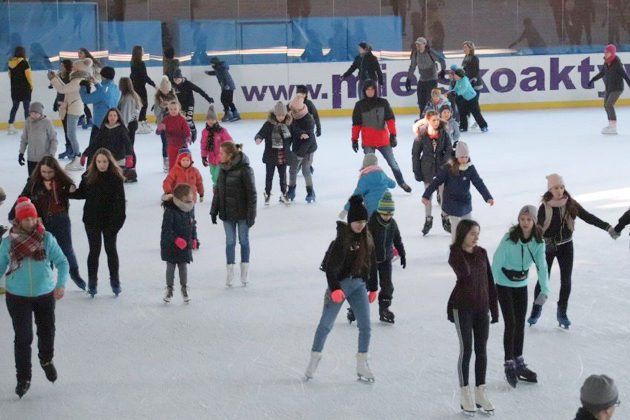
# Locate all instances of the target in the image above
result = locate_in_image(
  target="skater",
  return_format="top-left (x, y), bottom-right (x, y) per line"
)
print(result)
top-left (491, 205), bottom-right (550, 388)
top-left (157, 101), bottom-right (191, 171)
top-left (0, 197), bottom-right (68, 398)
top-left (77, 48), bottom-right (103, 129)
top-left (81, 108), bottom-right (133, 170)
top-left (351, 79), bottom-right (412, 193)
top-left (296, 84), bottom-right (321, 137)
top-left (210, 142), bottom-right (256, 287)
top-left (205, 57), bottom-right (240, 122)
top-left (254, 101), bottom-right (292, 205)
top-left (305, 195), bottom-right (377, 381)
top-left (405, 37), bottom-right (446, 115)
top-left (18, 102), bottom-right (57, 177)
top-left (154, 76), bottom-right (180, 172)
top-left (288, 94), bottom-right (318, 203)
top-left (48, 58), bottom-right (92, 170)
top-left (51, 59), bottom-right (73, 160)
top-left (529, 174), bottom-right (618, 329)
top-left (161, 183), bottom-right (195, 303)
top-left (574, 374), bottom-right (619, 420)
top-left (339, 153), bottom-right (395, 217)
top-left (130, 45), bottom-right (155, 135)
top-left (420, 88), bottom-right (451, 118)
top-left (440, 104), bottom-right (460, 149)
top-left (117, 77), bottom-right (141, 182)
top-left (79, 66), bottom-right (121, 149)
top-left (201, 105), bottom-right (233, 192)
top-left (367, 191), bottom-right (406, 324)
top-left (447, 219), bottom-right (498, 416)
top-left (422, 142), bottom-right (493, 242)
top-left (7, 46), bottom-right (33, 135)
top-left (9, 156), bottom-right (86, 291)
top-left (412, 110), bottom-right (452, 236)
top-left (342, 42), bottom-right (383, 99)
top-left (163, 148), bottom-right (204, 249)
top-left (450, 68), bottom-right (488, 133)
top-left (70, 148), bottom-right (126, 298)
top-left (588, 44), bottom-right (630, 134)
top-left (461, 41), bottom-right (483, 129)
top-left (172, 68), bottom-right (214, 143)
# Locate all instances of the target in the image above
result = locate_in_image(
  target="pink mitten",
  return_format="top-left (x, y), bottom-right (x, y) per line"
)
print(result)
top-left (331, 289), bottom-right (345, 303)
top-left (368, 291), bottom-right (377, 303)
top-left (125, 155), bottom-right (133, 168)
top-left (175, 237), bottom-right (187, 250)
top-left (80, 154), bottom-right (87, 166)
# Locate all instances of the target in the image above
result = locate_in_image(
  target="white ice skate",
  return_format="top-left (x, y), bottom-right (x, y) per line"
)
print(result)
top-left (226, 264), bottom-right (235, 287)
top-left (475, 385), bottom-right (495, 415)
top-left (460, 385), bottom-right (477, 416)
top-left (602, 121), bottom-right (617, 134)
top-left (163, 157), bottom-right (169, 173)
top-left (65, 157), bottom-right (83, 171)
top-left (7, 123), bottom-right (17, 135)
top-left (163, 286), bottom-right (173, 303)
top-left (470, 121), bottom-right (479, 130)
top-left (356, 353), bottom-right (375, 383)
top-left (304, 351), bottom-right (322, 380)
top-left (137, 121), bottom-right (151, 135)
top-left (181, 285), bottom-right (190, 303)
top-left (240, 262), bottom-right (249, 286)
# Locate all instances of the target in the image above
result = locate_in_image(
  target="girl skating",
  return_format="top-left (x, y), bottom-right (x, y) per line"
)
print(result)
top-left (201, 105), bottom-right (233, 193)
top-left (339, 153), bottom-right (395, 218)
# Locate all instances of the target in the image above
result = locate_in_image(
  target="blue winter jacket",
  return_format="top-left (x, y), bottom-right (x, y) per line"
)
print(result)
top-left (344, 166), bottom-right (396, 216)
top-left (207, 61), bottom-right (235, 91)
top-left (0, 231), bottom-right (68, 297)
top-left (451, 76), bottom-right (477, 101)
top-left (423, 162), bottom-right (492, 217)
top-left (80, 79), bottom-right (121, 128)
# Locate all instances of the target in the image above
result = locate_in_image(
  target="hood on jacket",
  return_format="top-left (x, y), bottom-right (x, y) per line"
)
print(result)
top-left (8, 57), bottom-right (24, 69)
top-left (267, 111), bottom-right (292, 126)
top-left (362, 79), bottom-right (378, 98)
top-left (220, 150), bottom-right (250, 171)
top-left (176, 150), bottom-right (194, 167)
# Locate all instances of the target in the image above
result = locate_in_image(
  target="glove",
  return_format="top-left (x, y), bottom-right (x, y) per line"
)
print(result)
top-left (125, 155), bottom-right (133, 168)
top-left (389, 134), bottom-right (397, 147)
top-left (316, 128), bottom-right (321, 137)
top-left (405, 79), bottom-right (411, 92)
top-left (338, 209), bottom-right (348, 220)
top-left (209, 97), bottom-right (215, 103)
top-left (247, 218), bottom-right (255, 228)
top-left (331, 289), bottom-right (345, 303)
top-left (607, 226), bottom-right (620, 239)
top-left (18, 153), bottom-right (25, 166)
top-left (352, 141), bottom-right (359, 153)
top-left (534, 293), bottom-right (548, 306)
top-left (211, 214), bottom-right (217, 224)
top-left (438, 69), bottom-right (446, 79)
top-left (80, 154), bottom-right (87, 166)
top-left (400, 254), bottom-right (406, 269)
top-left (47, 70), bottom-right (55, 81)
top-left (368, 291), bottom-right (377, 303)
top-left (202, 157), bottom-right (209, 167)
top-left (174, 237), bottom-right (187, 250)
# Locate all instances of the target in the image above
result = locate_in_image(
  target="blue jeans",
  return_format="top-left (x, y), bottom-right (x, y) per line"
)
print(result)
top-left (363, 145), bottom-right (405, 186)
top-left (223, 219), bottom-right (250, 264)
top-left (311, 277), bottom-right (371, 353)
top-left (65, 114), bottom-right (81, 157)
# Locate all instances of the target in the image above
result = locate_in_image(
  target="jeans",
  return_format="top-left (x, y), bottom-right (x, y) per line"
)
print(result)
top-left (9, 99), bottom-right (30, 123)
top-left (363, 145), bottom-right (405, 186)
top-left (223, 219), bottom-right (250, 264)
top-left (311, 277), bottom-right (371, 353)
top-left (448, 213), bottom-right (472, 243)
top-left (289, 153), bottom-right (313, 187)
top-left (65, 114), bottom-right (81, 157)
top-left (453, 308), bottom-right (489, 387)
top-left (534, 240), bottom-right (574, 309)
top-left (6, 292), bottom-right (56, 381)
top-left (45, 212), bottom-right (79, 273)
top-left (166, 262), bottom-right (188, 287)
top-left (85, 224), bottom-right (120, 289)
top-left (604, 90), bottom-right (622, 121)
top-left (497, 285), bottom-right (528, 361)
top-left (417, 80), bottom-right (437, 115)
top-left (265, 162), bottom-right (287, 195)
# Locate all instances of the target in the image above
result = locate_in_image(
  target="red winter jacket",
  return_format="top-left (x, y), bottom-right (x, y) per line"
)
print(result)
top-left (351, 96), bottom-right (396, 148)
top-left (161, 114), bottom-right (191, 149)
top-left (200, 124), bottom-right (232, 166)
top-left (163, 154), bottom-right (205, 202)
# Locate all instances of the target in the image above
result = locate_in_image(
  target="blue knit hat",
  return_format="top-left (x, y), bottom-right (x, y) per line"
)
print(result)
top-left (377, 191), bottom-right (395, 215)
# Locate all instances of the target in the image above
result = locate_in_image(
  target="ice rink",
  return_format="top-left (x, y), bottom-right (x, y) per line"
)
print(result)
top-left (0, 107), bottom-right (629, 420)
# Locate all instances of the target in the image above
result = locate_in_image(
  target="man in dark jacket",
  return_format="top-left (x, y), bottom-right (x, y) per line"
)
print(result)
top-left (406, 37), bottom-right (446, 115)
top-left (342, 42), bottom-right (383, 100)
top-left (574, 374), bottom-right (618, 420)
top-left (205, 57), bottom-right (240, 122)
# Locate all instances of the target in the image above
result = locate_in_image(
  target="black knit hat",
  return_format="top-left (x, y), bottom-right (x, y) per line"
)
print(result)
top-left (454, 68), bottom-right (466, 78)
top-left (347, 195), bottom-right (368, 223)
top-left (296, 84), bottom-right (307, 95)
top-left (100, 66), bottom-right (115, 80)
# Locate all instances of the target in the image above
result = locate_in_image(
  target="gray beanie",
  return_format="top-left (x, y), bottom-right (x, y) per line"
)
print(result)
top-left (455, 141), bottom-right (470, 158)
top-left (518, 205), bottom-right (537, 219)
top-left (29, 102), bottom-right (44, 115)
top-left (580, 375), bottom-right (618, 412)
top-left (273, 101), bottom-right (286, 117)
top-left (206, 104), bottom-right (217, 121)
top-left (362, 153), bottom-right (378, 169)
top-left (415, 37), bottom-right (427, 45)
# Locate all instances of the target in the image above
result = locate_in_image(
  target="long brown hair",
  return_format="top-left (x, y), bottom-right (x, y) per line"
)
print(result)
top-left (452, 219), bottom-right (480, 250)
top-left (31, 156), bottom-right (74, 188)
top-left (78, 47), bottom-right (101, 67)
top-left (424, 110), bottom-right (447, 131)
top-left (85, 148), bottom-right (125, 184)
top-left (118, 77), bottom-right (142, 109)
top-left (541, 190), bottom-right (578, 218)
top-left (101, 107), bottom-right (124, 127)
top-left (447, 157), bottom-right (467, 176)
top-left (131, 45), bottom-right (144, 66)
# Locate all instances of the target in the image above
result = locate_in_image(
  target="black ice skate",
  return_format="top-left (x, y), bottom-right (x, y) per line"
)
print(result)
top-left (515, 357), bottom-right (537, 383)
top-left (422, 216), bottom-right (433, 236)
top-left (399, 183), bottom-right (412, 193)
top-left (557, 304), bottom-right (571, 329)
top-left (347, 308), bottom-right (355, 324)
top-left (15, 380), bottom-right (30, 399)
top-left (379, 307), bottom-right (395, 324)
top-left (40, 360), bottom-right (57, 383)
top-left (527, 303), bottom-right (542, 326)
top-left (504, 360), bottom-right (518, 388)
top-left (441, 214), bottom-right (451, 233)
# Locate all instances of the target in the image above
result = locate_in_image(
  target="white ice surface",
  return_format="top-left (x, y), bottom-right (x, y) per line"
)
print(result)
top-left (0, 109), bottom-right (629, 420)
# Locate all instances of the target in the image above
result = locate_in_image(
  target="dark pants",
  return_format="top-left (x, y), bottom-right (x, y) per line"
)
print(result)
top-left (45, 212), bottom-right (79, 274)
top-left (6, 292), bottom-right (56, 381)
top-left (127, 120), bottom-right (138, 167)
top-left (136, 85), bottom-right (148, 122)
top-left (453, 309), bottom-right (489, 387)
top-left (183, 105), bottom-right (197, 142)
top-left (374, 260), bottom-right (393, 308)
top-left (220, 89), bottom-right (236, 112)
top-left (9, 99), bottom-right (30, 124)
top-left (27, 161), bottom-right (38, 177)
top-left (265, 162), bottom-right (287, 195)
top-left (497, 285), bottom-right (528, 361)
top-left (83, 104), bottom-right (92, 121)
top-left (85, 225), bottom-right (120, 290)
top-left (459, 93), bottom-right (487, 130)
top-left (61, 116), bottom-right (71, 153)
top-left (604, 90), bottom-right (622, 121)
top-left (89, 125), bottom-right (100, 148)
top-left (417, 80), bottom-right (437, 115)
top-left (534, 241), bottom-right (574, 308)
top-left (160, 132), bottom-right (168, 158)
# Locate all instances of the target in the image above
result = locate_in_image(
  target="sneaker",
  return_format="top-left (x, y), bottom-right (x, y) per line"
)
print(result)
top-left (181, 285), bottom-right (190, 302)
top-left (601, 125), bottom-right (617, 135)
top-left (164, 286), bottom-right (173, 303)
top-left (40, 360), bottom-right (57, 383)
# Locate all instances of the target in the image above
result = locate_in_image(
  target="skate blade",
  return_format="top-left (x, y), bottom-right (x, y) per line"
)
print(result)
top-left (460, 408), bottom-right (476, 417)
top-left (557, 324), bottom-right (570, 330)
top-left (357, 375), bottom-right (375, 383)
top-left (476, 405), bottom-right (495, 416)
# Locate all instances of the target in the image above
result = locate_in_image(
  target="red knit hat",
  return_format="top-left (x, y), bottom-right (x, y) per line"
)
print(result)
top-left (15, 197), bottom-right (38, 221)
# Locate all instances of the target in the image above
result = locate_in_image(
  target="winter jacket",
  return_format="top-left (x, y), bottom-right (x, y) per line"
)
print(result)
top-left (80, 79), bottom-right (121, 128)
top-left (462, 54), bottom-right (481, 89)
top-left (210, 151), bottom-right (257, 224)
top-left (614, 208), bottom-right (630, 233)
top-left (154, 91), bottom-right (178, 125)
top-left (174, 78), bottom-right (214, 108)
top-left (0, 231), bottom-right (68, 297)
top-left (408, 48), bottom-right (445, 82)
top-left (290, 113), bottom-right (318, 157)
top-left (412, 125), bottom-right (452, 182)
top-left (163, 156), bottom-right (205, 202)
top-left (445, 118), bottom-right (460, 143)
top-left (351, 88), bottom-right (396, 148)
top-left (447, 245), bottom-right (499, 322)
top-left (20, 115), bottom-right (57, 162)
top-left (50, 72), bottom-right (87, 119)
top-left (130, 61), bottom-right (155, 92)
top-left (343, 166), bottom-right (396, 216)
top-left (71, 172), bottom-right (126, 230)
top-left (8, 57), bottom-right (33, 101)
top-left (423, 162), bottom-right (492, 217)
top-left (201, 123), bottom-right (233, 166)
top-left (255, 112), bottom-right (293, 165)
top-left (118, 95), bottom-right (139, 127)
top-left (161, 114), bottom-right (191, 149)
top-left (83, 123), bottom-right (132, 162)
top-left (9, 178), bottom-right (73, 224)
top-left (491, 233), bottom-right (550, 294)
top-left (305, 98), bottom-right (321, 136)
top-left (590, 55), bottom-right (630, 93)
top-left (537, 200), bottom-right (610, 244)
top-left (368, 212), bottom-right (405, 263)
top-left (573, 407), bottom-right (598, 420)
top-left (451, 76), bottom-right (477, 101)
top-left (207, 60), bottom-right (235, 90)
top-left (324, 221), bottom-right (377, 292)
top-left (160, 200), bottom-right (194, 264)
top-left (342, 51), bottom-right (383, 84)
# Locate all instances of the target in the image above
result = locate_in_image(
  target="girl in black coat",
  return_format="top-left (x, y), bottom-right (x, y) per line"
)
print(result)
top-left (210, 142), bottom-right (257, 287)
top-left (71, 148), bottom-right (126, 297)
top-left (7, 46), bottom-right (33, 134)
top-left (161, 184), bottom-right (194, 303)
top-left (82, 108), bottom-right (133, 167)
top-left (130, 45), bottom-right (155, 129)
top-left (287, 94), bottom-right (318, 203)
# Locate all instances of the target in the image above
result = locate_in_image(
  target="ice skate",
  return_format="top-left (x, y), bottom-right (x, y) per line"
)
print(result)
top-left (422, 216), bottom-right (433, 236)
top-left (40, 360), bottom-right (57, 383)
top-left (379, 307), bottom-right (395, 324)
top-left (88, 287), bottom-right (97, 298)
top-left (226, 264), bottom-right (235, 287)
top-left (356, 353), bottom-right (375, 383)
top-left (240, 262), bottom-right (249, 286)
top-left (475, 385), bottom-right (494, 415)
top-left (304, 351), bottom-right (322, 380)
top-left (504, 360), bottom-right (518, 388)
top-left (112, 286), bottom-right (121, 297)
top-left (601, 121), bottom-right (617, 134)
top-left (460, 385), bottom-right (477, 416)
top-left (7, 123), bottom-right (17, 135)
top-left (15, 380), bottom-right (30, 399)
top-left (305, 186), bottom-right (316, 203)
top-left (441, 214), bottom-right (451, 233)
top-left (230, 111), bottom-right (241, 121)
top-left (163, 286), bottom-right (173, 303)
top-left (557, 304), bottom-right (571, 329)
top-left (137, 121), bottom-right (151, 134)
top-left (279, 194), bottom-right (289, 205)
top-left (527, 303), bottom-right (542, 326)
top-left (399, 183), bottom-right (412, 193)
top-left (264, 192), bottom-right (270, 206)
top-left (287, 185), bottom-right (296, 201)
top-left (163, 157), bottom-right (169, 173)
top-left (515, 356), bottom-right (537, 383)
top-left (221, 110), bottom-right (233, 122)
top-left (58, 147), bottom-right (72, 160)
top-left (347, 307), bottom-right (355, 324)
top-left (181, 285), bottom-right (190, 302)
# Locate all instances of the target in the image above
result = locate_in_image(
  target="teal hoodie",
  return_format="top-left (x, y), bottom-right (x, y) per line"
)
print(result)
top-left (491, 233), bottom-right (550, 295)
top-left (0, 231), bottom-right (68, 297)
top-left (451, 76), bottom-right (477, 101)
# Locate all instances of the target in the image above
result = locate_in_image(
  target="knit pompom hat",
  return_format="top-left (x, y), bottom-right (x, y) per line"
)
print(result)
top-left (546, 173), bottom-right (564, 190)
top-left (580, 375), bottom-right (618, 412)
top-left (206, 104), bottom-right (218, 121)
top-left (159, 75), bottom-right (172, 95)
top-left (347, 195), bottom-right (368, 223)
top-left (439, 103), bottom-right (452, 114)
top-left (176, 147), bottom-right (193, 165)
top-left (289, 95), bottom-right (308, 120)
top-left (377, 191), bottom-right (395, 215)
top-left (455, 141), bottom-right (470, 158)
top-left (15, 197), bottom-right (38, 221)
top-left (362, 153), bottom-right (378, 169)
top-left (518, 205), bottom-right (537, 219)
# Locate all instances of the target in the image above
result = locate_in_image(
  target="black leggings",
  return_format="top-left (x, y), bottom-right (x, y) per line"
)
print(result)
top-left (534, 241), bottom-right (574, 308)
top-left (221, 89), bottom-right (236, 113)
top-left (374, 260), bottom-right (393, 308)
top-left (416, 80), bottom-right (437, 115)
top-left (136, 85), bottom-right (149, 122)
top-left (497, 285), bottom-right (528, 361)
top-left (9, 99), bottom-right (30, 123)
top-left (453, 309), bottom-right (489, 387)
top-left (459, 92), bottom-right (487, 130)
top-left (127, 120), bottom-right (138, 167)
top-left (265, 162), bottom-right (287, 195)
top-left (85, 225), bottom-right (120, 289)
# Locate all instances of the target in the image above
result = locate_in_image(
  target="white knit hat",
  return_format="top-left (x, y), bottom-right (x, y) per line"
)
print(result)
top-left (158, 75), bottom-right (172, 95)
top-left (546, 173), bottom-right (565, 190)
top-left (455, 141), bottom-right (470, 158)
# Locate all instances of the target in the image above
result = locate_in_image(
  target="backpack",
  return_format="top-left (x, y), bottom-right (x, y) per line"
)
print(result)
top-left (319, 239), bottom-right (336, 272)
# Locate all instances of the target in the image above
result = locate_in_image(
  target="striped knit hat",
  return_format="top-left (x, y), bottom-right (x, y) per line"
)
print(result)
top-left (377, 191), bottom-right (395, 215)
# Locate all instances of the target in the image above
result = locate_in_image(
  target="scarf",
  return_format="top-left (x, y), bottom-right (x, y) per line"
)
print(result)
top-left (541, 197), bottom-right (575, 233)
top-left (205, 123), bottom-right (221, 152)
top-left (360, 165), bottom-right (383, 176)
top-left (173, 197), bottom-right (194, 213)
top-left (271, 123), bottom-right (290, 149)
top-left (7, 221), bottom-right (47, 276)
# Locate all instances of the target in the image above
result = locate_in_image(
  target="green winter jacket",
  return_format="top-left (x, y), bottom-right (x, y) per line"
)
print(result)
top-left (491, 233), bottom-right (550, 295)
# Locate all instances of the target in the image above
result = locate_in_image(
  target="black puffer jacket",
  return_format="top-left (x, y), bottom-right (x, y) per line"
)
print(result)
top-left (255, 112), bottom-right (293, 164)
top-left (462, 54), bottom-right (481, 88)
top-left (160, 200), bottom-right (194, 264)
top-left (412, 124), bottom-right (452, 182)
top-left (342, 51), bottom-right (383, 84)
top-left (367, 212), bottom-right (405, 263)
top-left (84, 123), bottom-right (132, 162)
top-left (590, 55), bottom-right (630, 92)
top-left (290, 113), bottom-right (317, 157)
top-left (9, 178), bottom-right (74, 223)
top-left (211, 151), bottom-right (257, 225)
top-left (71, 171), bottom-right (126, 230)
